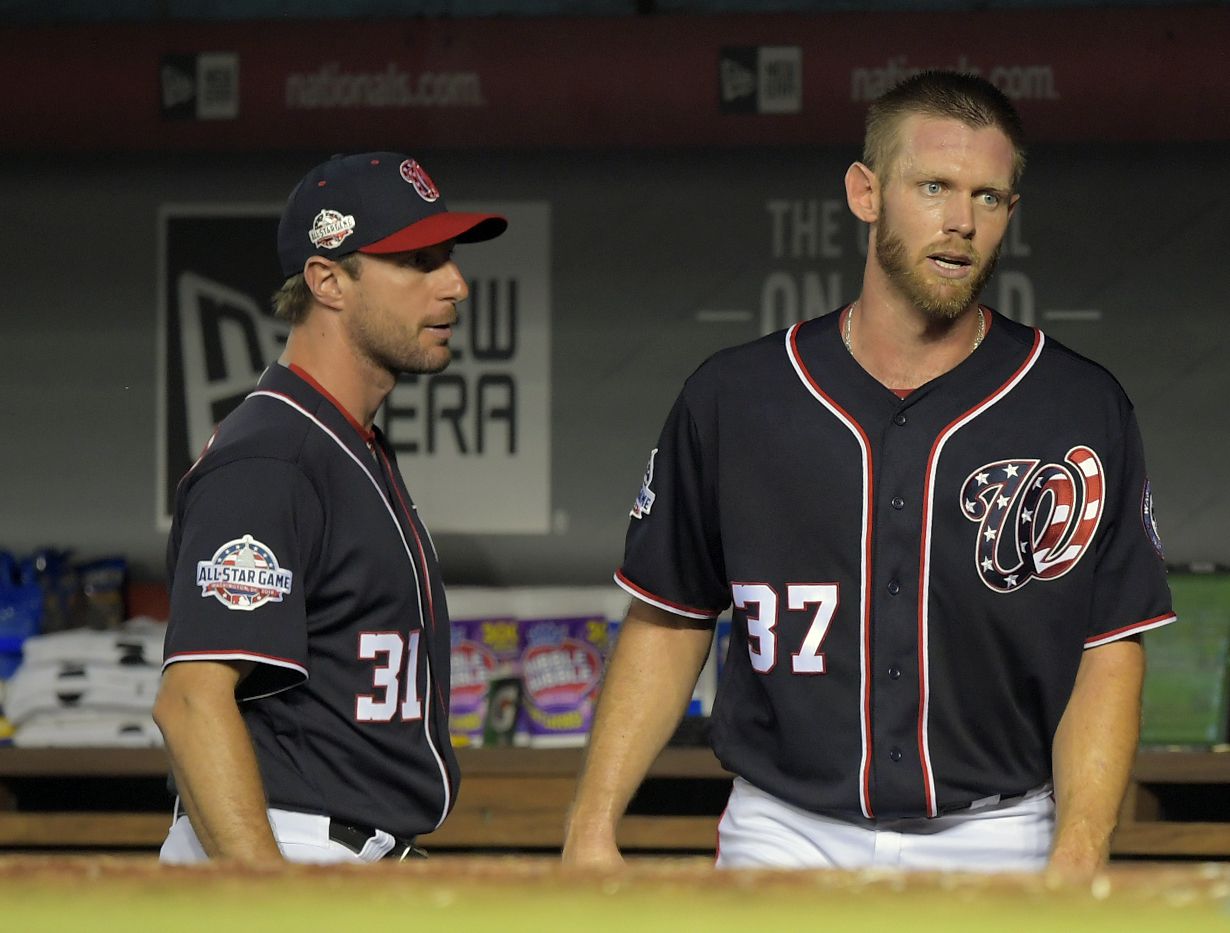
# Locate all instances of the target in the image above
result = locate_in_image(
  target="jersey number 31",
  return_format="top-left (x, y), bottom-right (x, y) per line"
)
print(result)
top-left (732, 583), bottom-right (839, 675)
top-left (356, 631), bottom-right (423, 722)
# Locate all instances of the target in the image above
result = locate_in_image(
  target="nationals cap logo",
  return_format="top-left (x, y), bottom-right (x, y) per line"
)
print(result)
top-left (308, 209), bottom-right (356, 249)
top-left (961, 446), bottom-right (1105, 593)
top-left (399, 159), bottom-right (440, 202)
top-left (196, 534), bottom-right (294, 611)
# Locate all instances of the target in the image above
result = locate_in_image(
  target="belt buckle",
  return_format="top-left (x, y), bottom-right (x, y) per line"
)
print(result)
top-left (328, 818), bottom-right (426, 860)
top-left (327, 820), bottom-right (374, 854)
top-left (392, 840), bottom-right (429, 861)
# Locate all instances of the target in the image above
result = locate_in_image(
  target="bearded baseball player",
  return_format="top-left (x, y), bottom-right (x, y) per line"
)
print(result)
top-left (154, 153), bottom-right (506, 864)
top-left (563, 72), bottom-right (1175, 876)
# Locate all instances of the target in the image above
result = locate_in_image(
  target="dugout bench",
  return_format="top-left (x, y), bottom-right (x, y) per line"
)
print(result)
top-left (1, 746), bottom-right (1229, 858)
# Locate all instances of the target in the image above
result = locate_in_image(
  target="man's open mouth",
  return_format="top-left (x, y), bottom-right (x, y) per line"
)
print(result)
top-left (929, 253), bottom-right (973, 269)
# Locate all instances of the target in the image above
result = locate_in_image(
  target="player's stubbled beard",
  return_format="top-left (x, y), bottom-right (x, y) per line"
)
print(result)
top-left (875, 202), bottom-right (1003, 322)
top-left (349, 293), bottom-right (453, 377)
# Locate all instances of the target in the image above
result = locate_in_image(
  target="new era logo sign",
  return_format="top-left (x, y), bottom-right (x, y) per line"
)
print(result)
top-left (160, 52), bottom-right (240, 121)
top-left (720, 53), bottom-right (757, 104)
top-left (719, 46), bottom-right (802, 115)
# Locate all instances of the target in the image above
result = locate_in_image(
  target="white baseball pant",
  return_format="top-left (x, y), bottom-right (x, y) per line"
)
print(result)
top-left (716, 776), bottom-right (1055, 871)
top-left (159, 806), bottom-right (402, 865)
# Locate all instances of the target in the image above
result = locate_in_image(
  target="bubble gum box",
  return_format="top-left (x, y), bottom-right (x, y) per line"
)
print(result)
top-left (449, 616), bottom-right (520, 747)
top-left (517, 615), bottom-right (609, 747)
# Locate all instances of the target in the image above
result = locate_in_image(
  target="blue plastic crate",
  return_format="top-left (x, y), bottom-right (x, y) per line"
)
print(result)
top-left (0, 635), bottom-right (23, 679)
top-left (0, 652), bottom-right (20, 680)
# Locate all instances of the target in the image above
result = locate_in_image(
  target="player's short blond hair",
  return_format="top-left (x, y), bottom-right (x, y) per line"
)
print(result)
top-left (864, 71), bottom-right (1026, 187)
top-left (271, 253), bottom-right (363, 325)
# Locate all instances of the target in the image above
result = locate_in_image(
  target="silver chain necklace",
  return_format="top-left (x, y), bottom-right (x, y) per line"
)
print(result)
top-left (843, 303), bottom-right (986, 354)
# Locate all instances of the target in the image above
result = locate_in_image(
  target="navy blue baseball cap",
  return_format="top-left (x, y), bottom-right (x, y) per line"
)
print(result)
top-left (276, 152), bottom-right (508, 278)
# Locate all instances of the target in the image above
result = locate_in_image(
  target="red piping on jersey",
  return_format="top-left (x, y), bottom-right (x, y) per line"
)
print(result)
top-left (1085, 611), bottom-right (1177, 648)
top-left (287, 363), bottom-right (376, 444)
top-left (614, 569), bottom-right (720, 620)
top-left (373, 444), bottom-right (452, 727)
top-left (372, 453), bottom-right (453, 825)
top-left (163, 649), bottom-right (305, 670)
top-left (915, 326), bottom-right (1045, 817)
top-left (373, 444), bottom-right (457, 811)
top-left (248, 388), bottom-right (454, 826)
top-left (375, 445), bottom-right (437, 635)
top-left (785, 319), bottom-right (876, 820)
top-left (162, 651), bottom-right (309, 702)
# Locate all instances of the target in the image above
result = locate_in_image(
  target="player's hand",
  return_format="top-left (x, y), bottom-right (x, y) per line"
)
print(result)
top-left (561, 823), bottom-right (624, 870)
top-left (1044, 839), bottom-right (1107, 885)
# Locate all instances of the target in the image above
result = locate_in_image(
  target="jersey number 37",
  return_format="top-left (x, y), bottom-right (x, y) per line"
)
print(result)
top-left (732, 583), bottom-right (839, 675)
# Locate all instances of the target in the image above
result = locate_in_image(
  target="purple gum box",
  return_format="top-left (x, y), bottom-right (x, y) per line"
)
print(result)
top-left (517, 615), bottom-right (609, 747)
top-left (449, 616), bottom-right (519, 747)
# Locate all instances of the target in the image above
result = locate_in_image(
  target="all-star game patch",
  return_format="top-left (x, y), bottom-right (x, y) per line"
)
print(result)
top-left (308, 209), bottom-right (356, 249)
top-left (1142, 479), bottom-right (1165, 559)
top-left (631, 448), bottom-right (658, 519)
top-left (197, 534), bottom-right (294, 611)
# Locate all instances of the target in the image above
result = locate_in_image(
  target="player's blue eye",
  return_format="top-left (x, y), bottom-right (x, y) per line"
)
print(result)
top-left (923, 182), bottom-right (943, 195)
top-left (980, 192), bottom-right (1001, 208)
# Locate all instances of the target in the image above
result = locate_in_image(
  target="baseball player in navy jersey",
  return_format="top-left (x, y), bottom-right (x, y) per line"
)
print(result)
top-left (154, 152), bottom-right (506, 864)
top-left (564, 72), bottom-right (1174, 877)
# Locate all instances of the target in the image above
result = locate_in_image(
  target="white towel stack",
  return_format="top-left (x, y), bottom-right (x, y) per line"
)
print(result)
top-left (4, 618), bottom-right (166, 747)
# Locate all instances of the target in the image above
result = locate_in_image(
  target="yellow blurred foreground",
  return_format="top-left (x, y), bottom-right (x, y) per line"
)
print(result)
top-left (4, 856), bottom-right (1229, 932)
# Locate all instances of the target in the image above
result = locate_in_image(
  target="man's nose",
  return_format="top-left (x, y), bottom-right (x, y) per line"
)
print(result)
top-left (944, 197), bottom-right (976, 238)
top-left (441, 260), bottom-right (469, 301)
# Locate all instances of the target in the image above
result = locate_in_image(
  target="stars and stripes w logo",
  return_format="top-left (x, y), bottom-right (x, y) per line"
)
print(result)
top-left (960, 446), bottom-right (1106, 593)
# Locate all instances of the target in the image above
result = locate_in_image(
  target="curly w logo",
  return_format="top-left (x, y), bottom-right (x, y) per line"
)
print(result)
top-left (960, 446), bottom-right (1105, 593)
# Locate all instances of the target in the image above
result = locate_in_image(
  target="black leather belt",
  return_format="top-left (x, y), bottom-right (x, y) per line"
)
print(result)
top-left (327, 820), bottom-right (427, 861)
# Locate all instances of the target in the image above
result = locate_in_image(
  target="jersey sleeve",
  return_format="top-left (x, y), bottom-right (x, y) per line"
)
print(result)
top-left (616, 384), bottom-right (729, 620)
top-left (1086, 408), bottom-right (1176, 647)
top-left (164, 457), bottom-right (323, 699)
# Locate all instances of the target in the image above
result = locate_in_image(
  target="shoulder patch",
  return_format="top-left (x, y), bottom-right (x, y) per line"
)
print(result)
top-left (1142, 479), bottom-right (1165, 559)
top-left (196, 534), bottom-right (295, 611)
top-left (630, 448), bottom-right (658, 519)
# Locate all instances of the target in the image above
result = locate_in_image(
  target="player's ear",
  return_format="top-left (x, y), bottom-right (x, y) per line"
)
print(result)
top-left (1007, 192), bottom-right (1021, 221)
top-left (302, 256), bottom-right (347, 311)
top-left (845, 162), bottom-right (880, 224)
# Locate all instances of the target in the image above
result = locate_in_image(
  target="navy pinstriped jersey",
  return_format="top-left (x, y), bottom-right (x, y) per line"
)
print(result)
top-left (616, 307), bottom-right (1175, 821)
top-left (164, 363), bottom-right (457, 839)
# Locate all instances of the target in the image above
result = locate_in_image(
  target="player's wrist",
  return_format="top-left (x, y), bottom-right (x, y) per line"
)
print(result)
top-left (1047, 824), bottom-right (1110, 879)
top-left (565, 808), bottom-right (617, 839)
